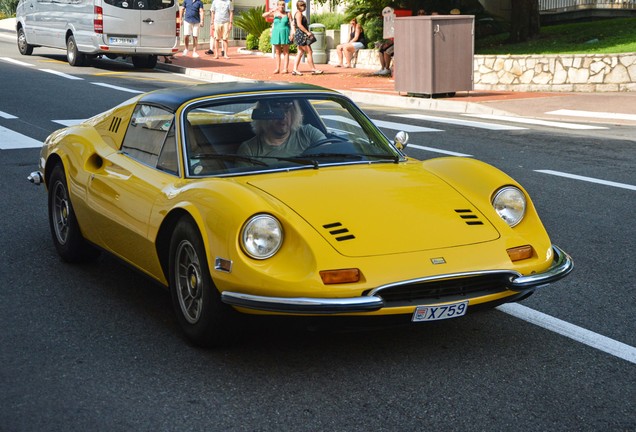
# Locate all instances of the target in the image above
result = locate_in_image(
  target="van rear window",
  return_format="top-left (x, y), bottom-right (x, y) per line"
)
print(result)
top-left (105, 0), bottom-right (175, 10)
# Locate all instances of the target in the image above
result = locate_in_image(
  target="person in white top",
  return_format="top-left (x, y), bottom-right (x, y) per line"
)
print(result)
top-left (209, 0), bottom-right (234, 59)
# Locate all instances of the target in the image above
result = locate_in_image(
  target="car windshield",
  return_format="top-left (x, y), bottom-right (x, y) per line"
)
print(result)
top-left (181, 94), bottom-right (403, 177)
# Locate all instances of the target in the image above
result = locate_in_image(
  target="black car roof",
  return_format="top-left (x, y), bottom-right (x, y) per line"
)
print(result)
top-left (139, 81), bottom-right (339, 112)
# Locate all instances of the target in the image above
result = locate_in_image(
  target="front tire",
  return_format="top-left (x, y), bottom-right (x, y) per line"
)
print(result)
top-left (169, 217), bottom-right (236, 347)
top-left (17, 27), bottom-right (33, 56)
top-left (47, 164), bottom-right (99, 262)
top-left (66, 35), bottom-right (86, 66)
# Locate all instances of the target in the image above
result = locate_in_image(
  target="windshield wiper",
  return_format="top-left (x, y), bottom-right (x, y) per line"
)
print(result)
top-left (192, 153), bottom-right (268, 166)
top-left (301, 153), bottom-right (400, 163)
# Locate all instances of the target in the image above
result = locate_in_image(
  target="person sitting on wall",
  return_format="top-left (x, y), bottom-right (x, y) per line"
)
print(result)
top-left (335, 18), bottom-right (366, 68)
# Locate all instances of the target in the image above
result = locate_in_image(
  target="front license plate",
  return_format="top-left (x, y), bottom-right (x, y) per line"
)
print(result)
top-left (412, 301), bottom-right (468, 322)
top-left (109, 37), bottom-right (137, 46)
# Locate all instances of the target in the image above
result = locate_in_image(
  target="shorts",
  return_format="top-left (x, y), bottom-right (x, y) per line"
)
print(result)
top-left (352, 42), bottom-right (364, 50)
top-left (183, 21), bottom-right (200, 37)
top-left (213, 22), bottom-right (231, 40)
top-left (380, 41), bottom-right (394, 56)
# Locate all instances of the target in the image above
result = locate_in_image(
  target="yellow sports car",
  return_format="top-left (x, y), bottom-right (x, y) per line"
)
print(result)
top-left (28, 82), bottom-right (572, 346)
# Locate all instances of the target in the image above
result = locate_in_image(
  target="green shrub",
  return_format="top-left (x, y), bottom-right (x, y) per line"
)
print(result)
top-left (0, 0), bottom-right (19, 17)
top-left (310, 12), bottom-right (345, 30)
top-left (258, 28), bottom-right (272, 53)
top-left (245, 33), bottom-right (259, 50)
top-left (235, 6), bottom-right (270, 39)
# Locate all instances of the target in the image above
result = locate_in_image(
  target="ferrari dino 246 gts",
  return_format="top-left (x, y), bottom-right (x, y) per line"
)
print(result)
top-left (28, 82), bottom-right (573, 346)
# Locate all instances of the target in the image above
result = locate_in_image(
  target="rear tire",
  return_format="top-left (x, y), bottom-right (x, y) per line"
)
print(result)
top-left (66, 35), bottom-right (86, 66)
top-left (48, 164), bottom-right (100, 263)
top-left (17, 27), bottom-right (33, 56)
top-left (169, 217), bottom-right (236, 347)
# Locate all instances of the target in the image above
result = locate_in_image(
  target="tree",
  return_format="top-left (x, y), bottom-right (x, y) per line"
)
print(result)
top-left (508, 0), bottom-right (540, 43)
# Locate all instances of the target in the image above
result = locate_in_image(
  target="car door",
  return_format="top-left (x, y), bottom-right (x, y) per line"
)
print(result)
top-left (86, 104), bottom-right (179, 277)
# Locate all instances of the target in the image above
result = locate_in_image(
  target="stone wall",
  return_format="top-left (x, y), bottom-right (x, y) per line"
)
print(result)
top-left (327, 49), bottom-right (636, 92)
top-left (474, 53), bottom-right (636, 92)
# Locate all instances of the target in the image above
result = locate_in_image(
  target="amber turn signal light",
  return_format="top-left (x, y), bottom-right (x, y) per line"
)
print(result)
top-left (507, 245), bottom-right (534, 262)
top-left (319, 268), bottom-right (361, 284)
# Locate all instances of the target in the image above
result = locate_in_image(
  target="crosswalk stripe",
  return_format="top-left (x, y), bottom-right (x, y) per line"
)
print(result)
top-left (53, 119), bottom-right (86, 127)
top-left (372, 119), bottom-right (443, 133)
top-left (92, 82), bottom-right (144, 94)
top-left (0, 57), bottom-right (35, 67)
top-left (536, 170), bottom-right (636, 191)
top-left (322, 115), bottom-right (441, 133)
top-left (0, 110), bottom-right (18, 119)
top-left (546, 109), bottom-right (636, 122)
top-left (464, 114), bottom-right (608, 130)
top-left (409, 144), bottom-right (472, 157)
top-left (0, 126), bottom-right (42, 149)
top-left (40, 69), bottom-right (83, 80)
top-left (391, 113), bottom-right (527, 131)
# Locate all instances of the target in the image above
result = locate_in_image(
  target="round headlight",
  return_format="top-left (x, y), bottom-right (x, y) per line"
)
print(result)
top-left (241, 214), bottom-right (283, 259)
top-left (492, 186), bottom-right (526, 227)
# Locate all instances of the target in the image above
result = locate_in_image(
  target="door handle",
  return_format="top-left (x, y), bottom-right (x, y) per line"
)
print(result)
top-left (143, 18), bottom-right (154, 24)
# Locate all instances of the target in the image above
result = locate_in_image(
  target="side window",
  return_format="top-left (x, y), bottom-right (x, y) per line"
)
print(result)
top-left (121, 104), bottom-right (175, 169)
top-left (157, 123), bottom-right (179, 175)
top-left (104, 0), bottom-right (174, 10)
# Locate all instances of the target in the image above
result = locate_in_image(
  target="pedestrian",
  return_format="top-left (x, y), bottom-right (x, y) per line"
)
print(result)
top-left (262, 1), bottom-right (294, 74)
top-left (335, 18), bottom-right (365, 68)
top-left (373, 39), bottom-right (393, 76)
top-left (209, 0), bottom-right (234, 59)
top-left (292, 0), bottom-right (322, 75)
top-left (180, 0), bottom-right (204, 58)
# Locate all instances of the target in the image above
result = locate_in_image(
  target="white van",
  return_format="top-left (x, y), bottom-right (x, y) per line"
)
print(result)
top-left (16, 0), bottom-right (180, 68)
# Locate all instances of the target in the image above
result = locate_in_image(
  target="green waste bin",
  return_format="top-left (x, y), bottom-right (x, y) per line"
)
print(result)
top-left (309, 23), bottom-right (326, 64)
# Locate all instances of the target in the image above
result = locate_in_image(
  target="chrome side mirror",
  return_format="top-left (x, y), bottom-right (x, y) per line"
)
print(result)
top-left (394, 131), bottom-right (409, 150)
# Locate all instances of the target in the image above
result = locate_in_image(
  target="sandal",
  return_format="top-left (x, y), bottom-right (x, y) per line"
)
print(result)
top-left (334, 64), bottom-right (342, 68)
top-left (292, 70), bottom-right (303, 76)
top-left (312, 69), bottom-right (323, 75)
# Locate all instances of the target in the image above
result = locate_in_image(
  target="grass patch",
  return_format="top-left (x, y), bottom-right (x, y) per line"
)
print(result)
top-left (476, 17), bottom-right (636, 55)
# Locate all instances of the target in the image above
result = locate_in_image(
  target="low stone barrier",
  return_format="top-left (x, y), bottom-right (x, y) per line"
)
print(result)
top-left (327, 49), bottom-right (636, 92)
top-left (474, 53), bottom-right (636, 92)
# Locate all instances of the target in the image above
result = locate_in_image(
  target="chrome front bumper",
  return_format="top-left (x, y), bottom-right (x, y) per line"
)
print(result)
top-left (221, 245), bottom-right (574, 314)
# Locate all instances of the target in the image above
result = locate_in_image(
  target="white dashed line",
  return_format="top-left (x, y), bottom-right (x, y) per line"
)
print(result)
top-left (498, 303), bottom-right (636, 364)
top-left (536, 170), bottom-right (636, 191)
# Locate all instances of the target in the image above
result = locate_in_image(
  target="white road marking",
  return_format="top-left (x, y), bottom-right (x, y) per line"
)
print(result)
top-left (92, 82), bottom-right (144, 94)
top-left (409, 144), bottom-right (472, 157)
top-left (392, 113), bottom-right (527, 130)
top-left (52, 119), bottom-right (86, 127)
top-left (323, 115), bottom-right (442, 133)
top-left (464, 114), bottom-right (607, 130)
top-left (39, 69), bottom-right (83, 80)
top-left (0, 125), bottom-right (42, 149)
top-left (498, 303), bottom-right (636, 364)
top-left (547, 109), bottom-right (636, 122)
top-left (0, 57), bottom-right (35, 67)
top-left (536, 170), bottom-right (636, 191)
top-left (373, 119), bottom-right (443, 133)
top-left (0, 110), bottom-right (18, 119)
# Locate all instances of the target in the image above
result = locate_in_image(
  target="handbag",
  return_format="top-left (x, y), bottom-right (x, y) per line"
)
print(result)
top-left (306, 32), bottom-right (317, 45)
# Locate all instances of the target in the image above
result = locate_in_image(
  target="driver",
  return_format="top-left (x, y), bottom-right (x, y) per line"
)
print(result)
top-left (237, 100), bottom-right (325, 158)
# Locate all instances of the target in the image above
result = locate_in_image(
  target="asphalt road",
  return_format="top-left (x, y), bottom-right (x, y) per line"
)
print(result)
top-left (1, 40), bottom-right (635, 431)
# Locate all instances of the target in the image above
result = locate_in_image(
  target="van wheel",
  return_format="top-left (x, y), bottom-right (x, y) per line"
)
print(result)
top-left (66, 35), bottom-right (86, 66)
top-left (132, 55), bottom-right (158, 69)
top-left (17, 27), bottom-right (33, 56)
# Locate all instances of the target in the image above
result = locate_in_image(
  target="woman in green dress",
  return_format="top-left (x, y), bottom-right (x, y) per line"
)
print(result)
top-left (263, 1), bottom-right (294, 74)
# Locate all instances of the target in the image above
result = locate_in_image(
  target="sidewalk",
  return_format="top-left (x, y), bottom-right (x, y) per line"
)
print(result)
top-left (160, 46), bottom-right (636, 125)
